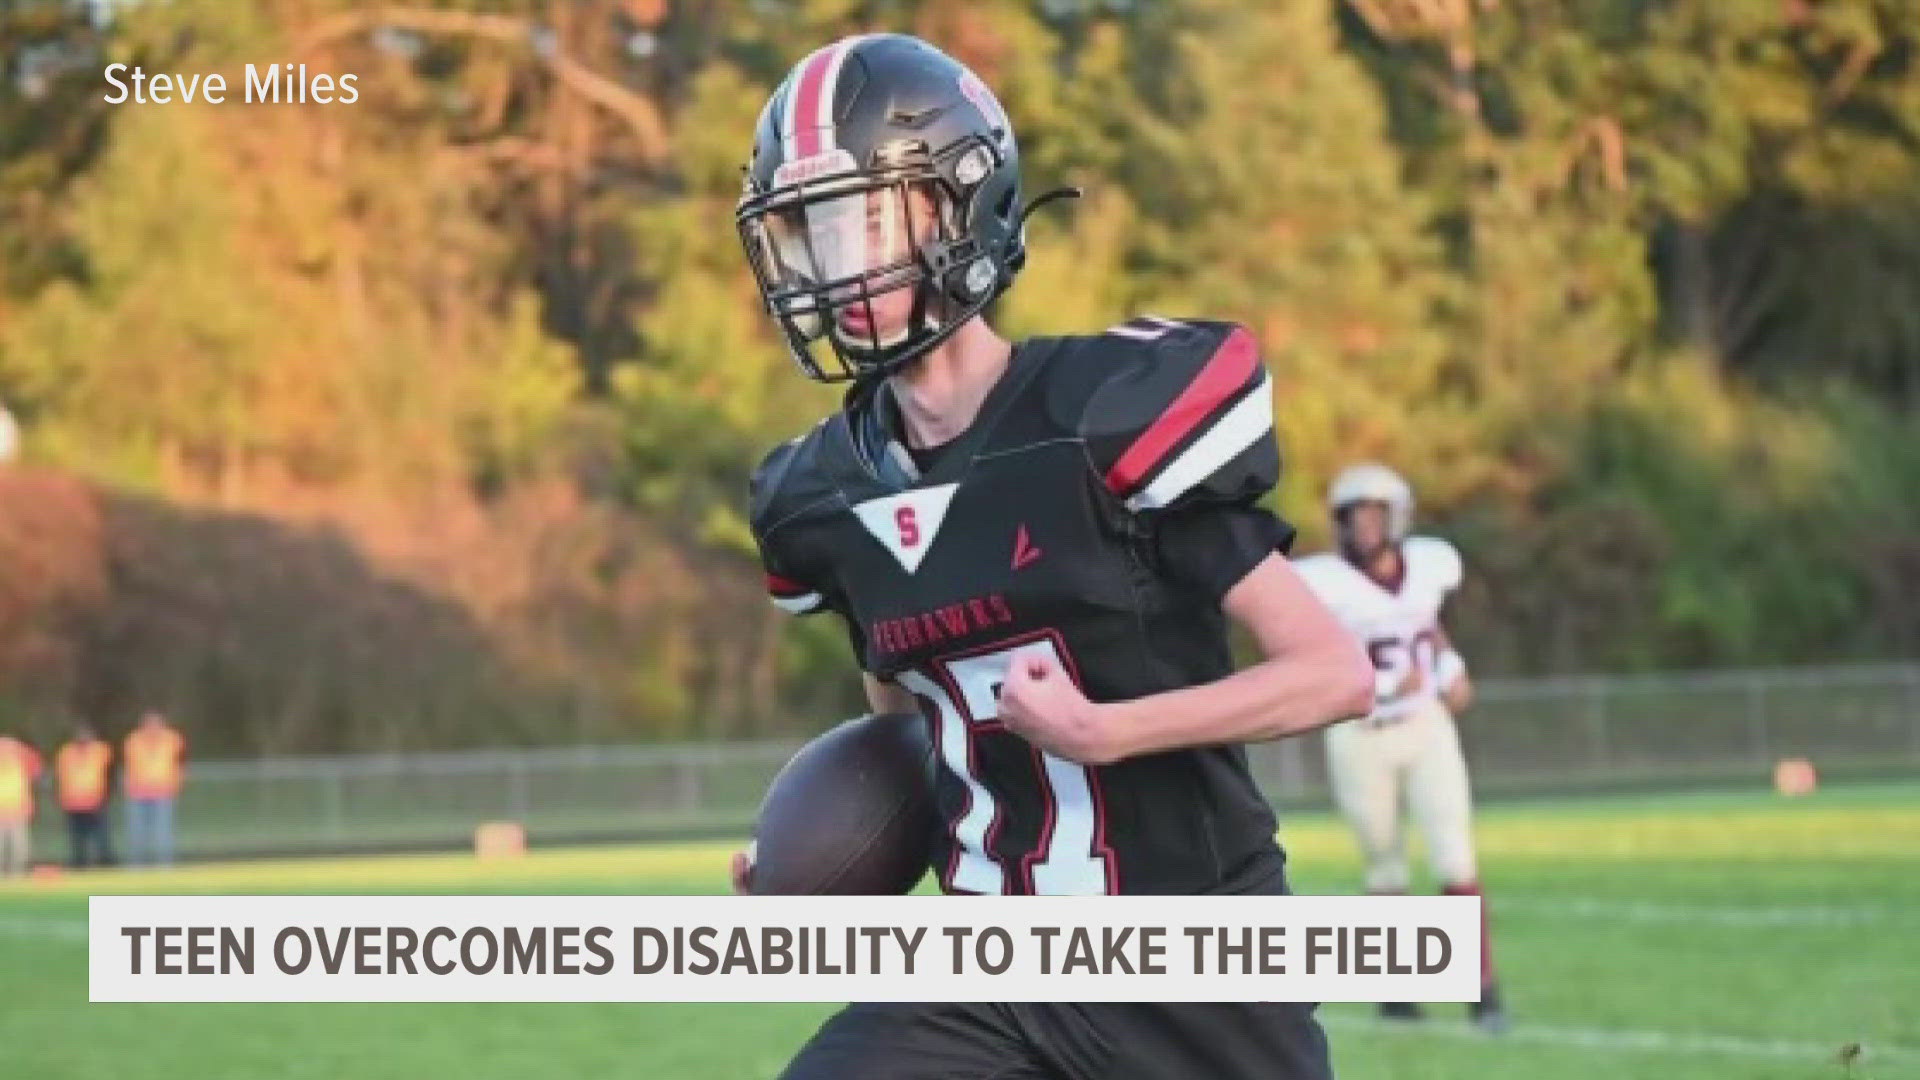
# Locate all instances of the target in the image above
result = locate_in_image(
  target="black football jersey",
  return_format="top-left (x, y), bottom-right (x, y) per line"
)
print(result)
top-left (750, 316), bottom-right (1296, 896)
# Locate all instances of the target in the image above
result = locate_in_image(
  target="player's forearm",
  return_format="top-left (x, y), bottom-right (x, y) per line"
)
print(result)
top-left (863, 673), bottom-right (919, 715)
top-left (1104, 639), bottom-right (1372, 757)
top-left (1434, 634), bottom-right (1472, 712)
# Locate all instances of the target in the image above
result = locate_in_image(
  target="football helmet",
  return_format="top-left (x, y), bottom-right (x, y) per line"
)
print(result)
top-left (1329, 462), bottom-right (1414, 553)
top-left (736, 34), bottom-right (1036, 382)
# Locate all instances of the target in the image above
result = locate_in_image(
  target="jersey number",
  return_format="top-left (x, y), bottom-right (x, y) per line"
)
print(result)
top-left (896, 633), bottom-right (1114, 895)
top-left (1367, 629), bottom-right (1440, 695)
top-left (895, 507), bottom-right (920, 548)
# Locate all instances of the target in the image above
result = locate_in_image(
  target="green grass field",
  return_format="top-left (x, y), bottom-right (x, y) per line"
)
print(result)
top-left (3, 782), bottom-right (1917, 1080)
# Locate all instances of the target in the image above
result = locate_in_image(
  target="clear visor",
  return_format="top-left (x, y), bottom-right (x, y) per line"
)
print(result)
top-left (740, 176), bottom-right (960, 376)
top-left (746, 182), bottom-right (942, 296)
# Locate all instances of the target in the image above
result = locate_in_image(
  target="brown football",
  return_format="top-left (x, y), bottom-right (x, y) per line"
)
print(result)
top-left (748, 712), bottom-right (938, 895)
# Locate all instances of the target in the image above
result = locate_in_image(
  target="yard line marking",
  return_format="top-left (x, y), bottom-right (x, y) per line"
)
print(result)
top-left (1496, 896), bottom-right (1916, 928)
top-left (1319, 1014), bottom-right (1920, 1065)
top-left (6, 897), bottom-right (1911, 933)
top-left (8, 897), bottom-right (1909, 931)
top-left (0, 916), bottom-right (89, 941)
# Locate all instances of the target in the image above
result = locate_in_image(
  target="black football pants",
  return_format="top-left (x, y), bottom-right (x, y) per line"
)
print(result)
top-left (776, 998), bottom-right (1333, 1080)
top-left (777, 861), bottom-right (1332, 1080)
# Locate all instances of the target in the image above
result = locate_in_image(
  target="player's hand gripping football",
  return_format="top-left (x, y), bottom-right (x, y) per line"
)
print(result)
top-left (997, 648), bottom-right (1122, 765)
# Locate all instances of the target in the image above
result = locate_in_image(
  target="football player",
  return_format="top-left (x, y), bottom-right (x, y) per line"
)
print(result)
top-left (729, 33), bottom-right (1375, 1080)
top-left (1293, 463), bottom-right (1506, 1031)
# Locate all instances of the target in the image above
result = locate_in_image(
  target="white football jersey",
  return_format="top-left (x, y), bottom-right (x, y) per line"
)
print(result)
top-left (1295, 537), bottom-right (1462, 719)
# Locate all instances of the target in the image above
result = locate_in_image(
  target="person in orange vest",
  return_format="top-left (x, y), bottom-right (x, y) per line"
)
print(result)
top-left (57, 722), bottom-right (115, 868)
top-left (0, 734), bottom-right (44, 877)
top-left (124, 711), bottom-right (185, 867)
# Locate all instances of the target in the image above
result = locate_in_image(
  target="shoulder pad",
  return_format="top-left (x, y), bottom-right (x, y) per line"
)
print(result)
top-left (748, 420), bottom-right (838, 541)
top-left (748, 421), bottom-right (842, 616)
top-left (1403, 536), bottom-right (1463, 592)
top-left (1049, 317), bottom-right (1276, 511)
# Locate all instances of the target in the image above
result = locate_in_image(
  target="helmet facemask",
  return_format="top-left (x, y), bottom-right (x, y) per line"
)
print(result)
top-left (1335, 500), bottom-right (1398, 564)
top-left (738, 136), bottom-right (1007, 382)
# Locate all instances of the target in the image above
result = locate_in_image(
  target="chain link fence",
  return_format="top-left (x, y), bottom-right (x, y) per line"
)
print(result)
top-left (1247, 661), bottom-right (1920, 802)
top-left (28, 662), bottom-right (1920, 862)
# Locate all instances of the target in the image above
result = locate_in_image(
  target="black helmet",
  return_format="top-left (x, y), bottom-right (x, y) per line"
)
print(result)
top-left (736, 34), bottom-right (1030, 382)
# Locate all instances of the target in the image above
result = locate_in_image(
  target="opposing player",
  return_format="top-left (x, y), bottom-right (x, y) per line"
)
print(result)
top-left (1293, 463), bottom-right (1506, 1031)
top-left (732, 33), bottom-right (1374, 1080)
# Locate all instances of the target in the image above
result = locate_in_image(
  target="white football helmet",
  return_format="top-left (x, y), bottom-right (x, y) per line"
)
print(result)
top-left (1328, 462), bottom-right (1414, 541)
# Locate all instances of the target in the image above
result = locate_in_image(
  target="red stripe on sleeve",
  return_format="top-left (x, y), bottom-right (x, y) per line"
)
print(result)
top-left (765, 572), bottom-right (809, 598)
top-left (1103, 326), bottom-right (1259, 496)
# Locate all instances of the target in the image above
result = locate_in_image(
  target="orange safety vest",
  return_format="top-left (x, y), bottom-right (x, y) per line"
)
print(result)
top-left (125, 725), bottom-right (185, 800)
top-left (0, 739), bottom-right (41, 822)
top-left (57, 739), bottom-right (112, 813)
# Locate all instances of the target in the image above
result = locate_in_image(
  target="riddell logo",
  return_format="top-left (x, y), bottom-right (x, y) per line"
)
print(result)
top-left (771, 147), bottom-right (857, 188)
top-left (1011, 525), bottom-right (1042, 570)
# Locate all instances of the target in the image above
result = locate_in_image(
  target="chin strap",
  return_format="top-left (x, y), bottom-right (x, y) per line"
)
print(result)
top-left (1015, 186), bottom-right (1084, 232)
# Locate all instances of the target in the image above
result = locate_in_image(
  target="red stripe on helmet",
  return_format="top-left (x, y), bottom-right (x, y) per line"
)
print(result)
top-left (791, 45), bottom-right (838, 158)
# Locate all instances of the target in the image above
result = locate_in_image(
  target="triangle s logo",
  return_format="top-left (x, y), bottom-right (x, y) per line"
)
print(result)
top-left (852, 484), bottom-right (959, 574)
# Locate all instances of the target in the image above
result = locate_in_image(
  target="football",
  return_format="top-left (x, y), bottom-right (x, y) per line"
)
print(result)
top-left (748, 711), bottom-right (938, 895)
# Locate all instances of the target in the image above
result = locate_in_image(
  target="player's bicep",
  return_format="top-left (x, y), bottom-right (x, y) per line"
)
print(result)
top-left (1224, 553), bottom-right (1367, 668)
top-left (1152, 502), bottom-right (1296, 601)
